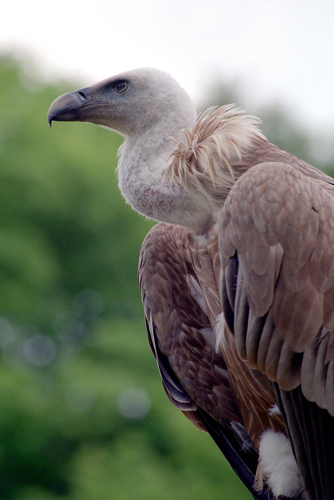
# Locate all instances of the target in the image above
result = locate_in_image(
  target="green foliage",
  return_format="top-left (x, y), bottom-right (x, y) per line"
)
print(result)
top-left (0, 54), bottom-right (332, 500)
top-left (0, 56), bottom-right (155, 327)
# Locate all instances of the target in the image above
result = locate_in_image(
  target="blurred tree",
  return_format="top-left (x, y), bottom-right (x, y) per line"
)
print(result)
top-left (0, 54), bottom-right (332, 500)
top-left (0, 55), bottom-right (159, 327)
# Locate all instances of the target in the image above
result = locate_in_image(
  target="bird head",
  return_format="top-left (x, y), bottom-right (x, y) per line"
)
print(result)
top-left (48, 68), bottom-right (196, 138)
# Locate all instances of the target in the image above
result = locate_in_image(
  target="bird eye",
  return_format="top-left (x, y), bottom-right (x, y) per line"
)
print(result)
top-left (114, 80), bottom-right (129, 94)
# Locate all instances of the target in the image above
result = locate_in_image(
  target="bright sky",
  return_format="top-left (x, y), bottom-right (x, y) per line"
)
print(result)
top-left (1, 0), bottom-right (333, 136)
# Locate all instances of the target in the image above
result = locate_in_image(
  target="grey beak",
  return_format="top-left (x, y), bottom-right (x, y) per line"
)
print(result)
top-left (48, 87), bottom-right (92, 127)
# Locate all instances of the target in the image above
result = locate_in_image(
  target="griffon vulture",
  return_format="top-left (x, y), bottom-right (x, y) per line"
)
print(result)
top-left (48, 68), bottom-right (334, 500)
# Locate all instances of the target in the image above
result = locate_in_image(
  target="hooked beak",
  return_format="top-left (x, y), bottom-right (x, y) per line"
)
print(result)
top-left (48, 86), bottom-right (94, 127)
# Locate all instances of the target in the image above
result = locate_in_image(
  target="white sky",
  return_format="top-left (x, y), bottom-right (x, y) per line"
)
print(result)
top-left (1, 0), bottom-right (333, 136)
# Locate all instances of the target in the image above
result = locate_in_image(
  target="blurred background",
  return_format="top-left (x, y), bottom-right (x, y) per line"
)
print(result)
top-left (0, 1), bottom-right (333, 499)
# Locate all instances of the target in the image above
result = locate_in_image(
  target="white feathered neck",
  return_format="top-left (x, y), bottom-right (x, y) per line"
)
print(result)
top-left (116, 71), bottom-right (265, 232)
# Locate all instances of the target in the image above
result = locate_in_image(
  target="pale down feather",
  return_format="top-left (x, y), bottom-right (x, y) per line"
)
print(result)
top-left (48, 68), bottom-right (334, 500)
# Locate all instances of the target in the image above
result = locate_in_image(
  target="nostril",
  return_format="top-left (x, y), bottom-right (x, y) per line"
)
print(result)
top-left (78, 91), bottom-right (87, 99)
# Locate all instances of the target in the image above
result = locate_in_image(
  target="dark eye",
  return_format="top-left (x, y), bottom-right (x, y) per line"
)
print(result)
top-left (114, 80), bottom-right (129, 94)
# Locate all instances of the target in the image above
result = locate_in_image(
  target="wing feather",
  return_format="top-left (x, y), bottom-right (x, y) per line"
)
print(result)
top-left (139, 223), bottom-right (241, 423)
top-left (220, 161), bottom-right (334, 402)
top-left (220, 161), bottom-right (334, 499)
top-left (138, 222), bottom-right (277, 499)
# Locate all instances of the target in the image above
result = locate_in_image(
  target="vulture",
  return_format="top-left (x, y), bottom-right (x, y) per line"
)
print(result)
top-left (48, 68), bottom-right (334, 500)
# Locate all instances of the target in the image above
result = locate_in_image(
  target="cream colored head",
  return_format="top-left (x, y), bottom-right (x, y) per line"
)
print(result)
top-left (48, 68), bottom-right (197, 137)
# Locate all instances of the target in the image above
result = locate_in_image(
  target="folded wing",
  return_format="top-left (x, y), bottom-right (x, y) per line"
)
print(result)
top-left (220, 161), bottom-right (334, 500)
top-left (139, 223), bottom-right (274, 499)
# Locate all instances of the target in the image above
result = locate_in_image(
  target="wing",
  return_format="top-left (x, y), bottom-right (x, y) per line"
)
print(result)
top-left (220, 161), bottom-right (334, 500)
top-left (138, 222), bottom-right (275, 500)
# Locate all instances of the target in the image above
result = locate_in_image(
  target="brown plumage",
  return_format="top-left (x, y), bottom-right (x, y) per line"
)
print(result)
top-left (48, 68), bottom-right (334, 500)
